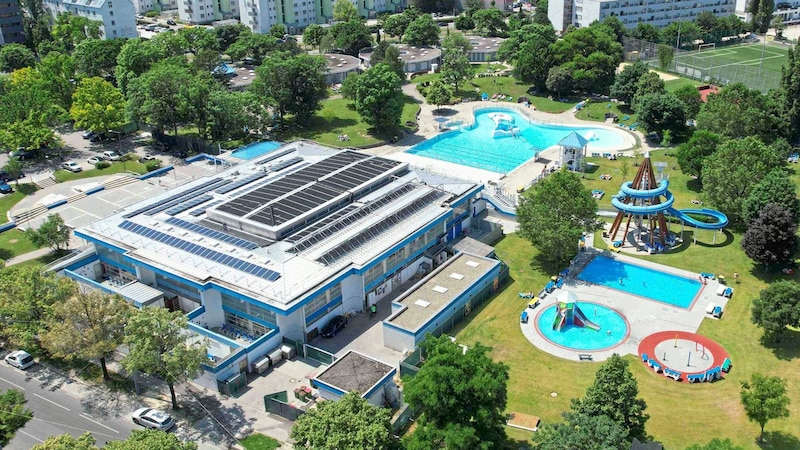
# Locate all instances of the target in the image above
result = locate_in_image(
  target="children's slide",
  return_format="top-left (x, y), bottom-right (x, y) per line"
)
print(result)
top-left (573, 305), bottom-right (601, 331)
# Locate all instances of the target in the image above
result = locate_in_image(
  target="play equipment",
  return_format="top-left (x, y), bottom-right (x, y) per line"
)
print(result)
top-left (552, 292), bottom-right (600, 332)
top-left (609, 152), bottom-right (728, 249)
top-left (488, 112), bottom-right (520, 138)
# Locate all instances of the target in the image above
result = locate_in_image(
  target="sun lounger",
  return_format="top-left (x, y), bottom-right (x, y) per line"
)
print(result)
top-left (519, 292), bottom-right (535, 298)
top-left (650, 361), bottom-right (662, 373)
top-left (705, 366), bottom-right (721, 381)
top-left (700, 272), bottom-right (714, 279)
top-left (724, 287), bottom-right (733, 298)
top-left (721, 358), bottom-right (732, 372)
top-left (687, 373), bottom-right (706, 383)
top-left (713, 306), bottom-right (723, 318)
top-left (545, 281), bottom-right (555, 293)
top-left (560, 268), bottom-right (570, 278)
top-left (706, 302), bottom-right (716, 314)
top-left (528, 298), bottom-right (540, 309)
top-left (608, 245), bottom-right (621, 253)
top-left (556, 277), bottom-right (564, 289)
top-left (520, 310), bottom-right (529, 323)
top-left (716, 285), bottom-right (727, 296)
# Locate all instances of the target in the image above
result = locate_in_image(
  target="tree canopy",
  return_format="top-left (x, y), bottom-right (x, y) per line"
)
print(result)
top-left (0, 389), bottom-right (33, 446)
top-left (403, 13), bottom-right (441, 46)
top-left (291, 392), bottom-right (393, 450)
top-left (742, 169), bottom-right (800, 226)
top-left (742, 204), bottom-right (797, 267)
top-left (26, 213), bottom-right (71, 253)
top-left (70, 77), bottom-right (126, 135)
top-left (333, 0), bottom-right (361, 22)
top-left (740, 373), bottom-right (790, 441)
top-left (672, 83), bottom-right (703, 119)
top-left (675, 130), bottom-right (722, 180)
top-left (751, 280), bottom-right (800, 341)
top-left (550, 24), bottom-right (623, 93)
top-left (781, 42), bottom-right (800, 142)
top-left (609, 61), bottom-right (649, 105)
top-left (0, 43), bottom-right (37, 72)
top-left (472, 9), bottom-right (508, 37)
top-left (251, 52), bottom-right (327, 123)
top-left (685, 438), bottom-right (746, 450)
top-left (440, 33), bottom-right (472, 92)
top-left (303, 24), bottom-right (329, 48)
top-left (352, 63), bottom-right (404, 132)
top-left (33, 431), bottom-right (197, 450)
top-left (498, 24), bottom-right (556, 87)
top-left (331, 20), bottom-right (373, 56)
top-left (426, 79), bottom-right (453, 110)
top-left (517, 169), bottom-right (597, 266)
top-left (73, 38), bottom-right (125, 79)
top-left (635, 92), bottom-right (686, 136)
top-left (533, 412), bottom-right (628, 450)
top-left (697, 83), bottom-right (785, 143)
top-left (126, 61), bottom-right (193, 136)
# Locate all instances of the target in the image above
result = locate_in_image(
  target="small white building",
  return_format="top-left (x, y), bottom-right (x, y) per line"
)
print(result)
top-left (324, 53), bottom-right (361, 84)
top-left (43, 0), bottom-right (138, 39)
top-left (359, 44), bottom-right (442, 74)
top-left (465, 36), bottom-right (505, 63)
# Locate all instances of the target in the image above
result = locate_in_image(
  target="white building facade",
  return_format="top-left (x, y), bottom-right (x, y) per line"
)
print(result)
top-left (43, 0), bottom-right (137, 38)
top-left (178, 0), bottom-right (238, 24)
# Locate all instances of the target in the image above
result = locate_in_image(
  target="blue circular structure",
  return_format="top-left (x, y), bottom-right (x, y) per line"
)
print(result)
top-left (536, 302), bottom-right (629, 351)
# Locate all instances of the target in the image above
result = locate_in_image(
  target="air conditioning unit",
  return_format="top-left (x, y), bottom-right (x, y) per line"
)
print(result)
top-left (252, 355), bottom-right (271, 374)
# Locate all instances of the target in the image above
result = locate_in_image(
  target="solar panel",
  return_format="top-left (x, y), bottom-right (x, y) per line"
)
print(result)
top-left (145, 179), bottom-right (231, 216)
top-left (269, 156), bottom-right (303, 172)
top-left (165, 195), bottom-right (213, 216)
top-left (285, 204), bottom-right (361, 243)
top-left (119, 221), bottom-right (279, 281)
top-left (189, 200), bottom-right (223, 217)
top-left (165, 217), bottom-right (260, 250)
top-left (216, 172), bottom-right (269, 194)
top-left (122, 178), bottom-right (224, 219)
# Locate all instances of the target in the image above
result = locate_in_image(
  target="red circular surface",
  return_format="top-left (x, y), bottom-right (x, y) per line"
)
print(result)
top-left (638, 331), bottom-right (730, 382)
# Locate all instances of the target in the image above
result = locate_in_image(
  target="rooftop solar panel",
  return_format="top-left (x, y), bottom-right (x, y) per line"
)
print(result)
top-left (119, 221), bottom-right (280, 281)
top-left (145, 179), bottom-right (231, 216)
top-left (165, 195), bottom-right (213, 216)
top-left (165, 217), bottom-right (260, 250)
top-left (216, 172), bottom-right (269, 194)
top-left (285, 204), bottom-right (361, 243)
top-left (189, 200), bottom-right (223, 217)
top-left (122, 178), bottom-right (224, 219)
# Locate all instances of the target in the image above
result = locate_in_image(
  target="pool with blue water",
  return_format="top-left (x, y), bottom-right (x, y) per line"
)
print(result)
top-left (405, 108), bottom-right (628, 173)
top-left (230, 141), bottom-right (281, 160)
top-left (537, 302), bottom-right (628, 351)
top-left (577, 255), bottom-right (702, 309)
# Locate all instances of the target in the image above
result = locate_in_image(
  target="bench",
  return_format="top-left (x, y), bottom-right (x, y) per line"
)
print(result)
top-left (578, 354), bottom-right (593, 361)
top-left (721, 358), bottom-right (732, 373)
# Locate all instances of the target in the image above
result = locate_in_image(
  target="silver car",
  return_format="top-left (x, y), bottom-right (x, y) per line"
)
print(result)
top-left (131, 408), bottom-right (176, 431)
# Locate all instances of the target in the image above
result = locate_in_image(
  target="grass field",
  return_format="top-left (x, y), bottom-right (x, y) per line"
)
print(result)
top-left (674, 43), bottom-right (789, 74)
top-left (454, 150), bottom-right (800, 449)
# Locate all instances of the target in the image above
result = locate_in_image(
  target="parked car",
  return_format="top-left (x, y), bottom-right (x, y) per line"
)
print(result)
top-left (131, 408), bottom-right (176, 431)
top-left (0, 171), bottom-right (24, 182)
top-left (9, 148), bottom-right (34, 160)
top-left (89, 133), bottom-right (103, 142)
top-left (102, 151), bottom-right (121, 161)
top-left (0, 183), bottom-right (12, 194)
top-left (320, 315), bottom-right (348, 338)
top-left (87, 156), bottom-right (103, 165)
top-left (81, 130), bottom-right (97, 140)
top-left (138, 155), bottom-right (156, 163)
top-left (5, 350), bottom-right (34, 370)
top-left (166, 19), bottom-right (176, 25)
top-left (61, 161), bottom-right (82, 172)
top-left (144, 24), bottom-right (158, 31)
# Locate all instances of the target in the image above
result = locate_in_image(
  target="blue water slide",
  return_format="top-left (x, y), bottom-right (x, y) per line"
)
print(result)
top-left (619, 179), bottom-right (670, 199)
top-left (611, 189), bottom-right (675, 214)
top-left (666, 208), bottom-right (729, 229)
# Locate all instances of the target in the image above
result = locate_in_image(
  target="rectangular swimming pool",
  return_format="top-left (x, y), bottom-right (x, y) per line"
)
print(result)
top-left (576, 255), bottom-right (702, 309)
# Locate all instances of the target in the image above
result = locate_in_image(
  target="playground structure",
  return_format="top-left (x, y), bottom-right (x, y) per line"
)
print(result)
top-left (488, 112), bottom-right (520, 138)
top-left (551, 291), bottom-right (601, 332)
top-left (638, 330), bottom-right (732, 384)
top-left (609, 153), bottom-right (729, 250)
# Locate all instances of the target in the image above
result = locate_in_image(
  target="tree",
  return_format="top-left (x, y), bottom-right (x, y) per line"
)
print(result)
top-left (404, 422), bottom-right (482, 450)
top-left (38, 51), bottom-right (78, 112)
top-left (381, 45), bottom-right (405, 80)
top-left (742, 169), bottom-right (800, 226)
top-left (454, 14), bottom-right (475, 31)
top-left (115, 39), bottom-right (165, 95)
top-left (353, 63), bottom-right (404, 132)
top-left (750, 0), bottom-right (774, 33)
top-left (426, 79), bottom-right (453, 110)
top-left (227, 32), bottom-right (299, 65)
top-left (122, 307), bottom-right (207, 410)
top-left (657, 43), bottom-right (674, 70)
top-left (0, 43), bottom-right (36, 72)
top-left (3, 157), bottom-right (23, 187)
top-left (51, 12), bottom-right (100, 52)
top-left (384, 10), bottom-right (420, 40)
top-left (498, 24), bottom-right (556, 87)
top-left (635, 92), bottom-right (686, 136)
top-left (215, 23), bottom-right (250, 53)
top-left (697, 83), bottom-right (784, 143)
top-left (550, 25), bottom-right (623, 93)
top-left (533, 412), bottom-right (628, 450)
top-left (0, 390), bottom-right (33, 446)
top-left (32, 432), bottom-right (98, 450)
top-left (630, 23), bottom-right (661, 42)
top-left (701, 136), bottom-right (782, 226)
top-left (333, 0), bottom-right (361, 22)
top-left (672, 83), bottom-right (702, 119)
top-left (742, 204), bottom-right (797, 267)
top-left (532, 0), bottom-right (550, 25)
top-left (403, 334), bottom-right (509, 448)
top-left (331, 20), bottom-right (373, 56)
top-left (206, 90), bottom-right (269, 140)
top-left (472, 9), bottom-right (508, 37)
top-left (685, 438), bottom-right (745, 450)
top-left (661, 21), bottom-right (700, 48)
top-left (26, 213), bottom-right (71, 253)
top-left (291, 392), bottom-right (392, 450)
top-left (740, 373), bottom-right (790, 441)
top-left (73, 38), bottom-right (125, 78)
top-left (251, 52), bottom-right (327, 123)
top-left (42, 291), bottom-right (130, 381)
top-left (178, 27), bottom-right (220, 55)
top-left (781, 42), bottom-right (800, 142)
top-left (546, 66), bottom-right (573, 98)
top-left (105, 430), bottom-right (197, 450)
top-left (751, 281), bottom-right (800, 340)
top-left (633, 71), bottom-right (665, 109)
top-left (303, 23), bottom-right (328, 48)
top-left (609, 61), bottom-right (649, 105)
top-left (70, 77), bottom-right (126, 135)
top-left (440, 33), bottom-right (472, 93)
top-left (403, 14), bottom-right (440, 46)
top-left (126, 61), bottom-right (192, 135)
top-left (571, 354), bottom-right (649, 441)
top-left (675, 130), bottom-right (722, 179)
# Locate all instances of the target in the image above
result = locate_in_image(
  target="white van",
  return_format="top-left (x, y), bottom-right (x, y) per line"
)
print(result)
top-left (103, 151), bottom-right (121, 161)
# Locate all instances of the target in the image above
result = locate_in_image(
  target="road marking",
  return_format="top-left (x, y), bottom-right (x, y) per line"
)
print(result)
top-left (19, 430), bottom-right (44, 443)
top-left (33, 393), bottom-right (70, 411)
top-left (80, 414), bottom-right (119, 433)
top-left (0, 376), bottom-right (26, 391)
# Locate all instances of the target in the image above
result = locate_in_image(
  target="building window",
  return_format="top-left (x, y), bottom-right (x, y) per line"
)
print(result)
top-left (109, 10), bottom-right (113, 15)
top-left (364, 263), bottom-right (384, 286)
top-left (111, 20), bottom-right (115, 24)
top-left (108, 0), bottom-right (112, 5)
top-left (221, 293), bottom-right (277, 325)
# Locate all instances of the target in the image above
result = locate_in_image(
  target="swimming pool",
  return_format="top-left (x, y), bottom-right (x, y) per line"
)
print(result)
top-left (577, 255), bottom-right (702, 309)
top-left (230, 141), bottom-right (281, 160)
top-left (405, 108), bottom-right (628, 173)
top-left (537, 302), bottom-right (628, 351)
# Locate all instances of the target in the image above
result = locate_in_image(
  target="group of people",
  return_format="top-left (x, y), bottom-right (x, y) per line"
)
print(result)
top-left (338, 134), bottom-right (350, 142)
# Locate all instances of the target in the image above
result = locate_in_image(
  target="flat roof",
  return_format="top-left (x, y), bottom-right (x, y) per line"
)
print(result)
top-left (314, 350), bottom-right (394, 395)
top-left (324, 53), bottom-right (360, 74)
top-left (389, 252), bottom-right (499, 331)
top-left (466, 36), bottom-right (506, 53)
top-left (396, 44), bottom-right (441, 63)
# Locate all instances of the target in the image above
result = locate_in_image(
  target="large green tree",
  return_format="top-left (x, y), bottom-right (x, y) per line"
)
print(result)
top-left (41, 290), bottom-right (130, 381)
top-left (115, 39), bottom-right (165, 95)
top-left (675, 130), bottom-right (722, 180)
top-left (303, 23), bottom-right (329, 49)
top-left (697, 83), bottom-right (784, 143)
top-left (206, 90), bottom-right (270, 141)
top-left (51, 12), bottom-right (100, 52)
top-left (740, 373), bottom-right (790, 442)
top-left (122, 307), bottom-right (207, 410)
top-left (26, 213), bottom-right (71, 253)
top-left (353, 63), bottom-right (404, 132)
top-left (178, 27), bottom-right (220, 56)
top-left (227, 32), bottom-right (299, 65)
top-left (472, 8), bottom-right (508, 37)
top-left (672, 83), bottom-right (703, 119)
top-left (291, 392), bottom-right (393, 450)
top-left (3, 157), bottom-right (23, 186)
top-left (34, 430), bottom-right (197, 450)
top-left (609, 61), bottom-right (649, 105)
top-left (742, 168), bottom-right (800, 225)
top-left (498, 24), bottom-right (556, 87)
top-left (404, 422), bottom-right (481, 450)
top-left (426, 79), bottom-right (453, 111)
top-left (331, 20), bottom-right (373, 56)
top-left (70, 77), bottom-right (126, 135)
top-left (32, 432), bottom-right (98, 450)
top-left (440, 33), bottom-right (472, 93)
top-left (126, 61), bottom-right (193, 135)
top-left (0, 43), bottom-right (36, 72)
top-left (215, 23), bottom-right (250, 53)
top-left (701, 136), bottom-right (782, 226)
top-left (550, 24), bottom-right (622, 93)
top-left (517, 169), bottom-right (597, 266)
top-left (751, 281), bottom-right (800, 341)
top-left (533, 412), bottom-right (628, 450)
top-left (781, 42), bottom-right (800, 142)
top-left (73, 38), bottom-right (126, 78)
top-left (333, 0), bottom-right (361, 22)
top-left (632, 71), bottom-right (665, 109)
top-left (383, 9), bottom-right (420, 40)
top-left (742, 204), bottom-right (797, 268)
top-left (403, 334), bottom-right (509, 448)
top-left (635, 92), bottom-right (686, 136)
top-left (403, 13), bottom-right (441, 46)
top-left (251, 52), bottom-right (327, 123)
top-left (571, 354), bottom-right (649, 441)
top-left (37, 51), bottom-right (78, 112)
top-left (0, 390), bottom-right (33, 446)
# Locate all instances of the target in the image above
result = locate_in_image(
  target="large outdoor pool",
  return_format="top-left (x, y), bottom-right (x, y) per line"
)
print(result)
top-left (230, 141), bottom-right (281, 160)
top-left (577, 255), bottom-right (703, 309)
top-left (405, 108), bottom-right (628, 173)
top-left (537, 302), bottom-right (628, 351)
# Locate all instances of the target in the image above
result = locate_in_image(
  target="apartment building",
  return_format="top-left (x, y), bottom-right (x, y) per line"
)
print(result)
top-left (178, 0), bottom-right (239, 24)
top-left (549, 0), bottom-right (737, 32)
top-left (238, 0), bottom-right (318, 34)
top-left (43, 0), bottom-right (137, 38)
top-left (0, 0), bottom-right (25, 45)
top-left (133, 0), bottom-right (178, 14)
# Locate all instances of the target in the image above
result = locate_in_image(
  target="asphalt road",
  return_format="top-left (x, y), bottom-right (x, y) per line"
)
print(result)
top-left (0, 361), bottom-right (139, 448)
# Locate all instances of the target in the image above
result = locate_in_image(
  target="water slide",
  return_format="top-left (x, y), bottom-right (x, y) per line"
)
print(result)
top-left (573, 305), bottom-right (600, 331)
top-left (666, 208), bottom-right (729, 230)
top-left (553, 308), bottom-right (567, 330)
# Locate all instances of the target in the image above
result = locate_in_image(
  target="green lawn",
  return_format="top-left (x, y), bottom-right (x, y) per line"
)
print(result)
top-left (0, 228), bottom-right (40, 261)
top-left (54, 160), bottom-right (149, 183)
top-left (0, 184), bottom-right (37, 223)
top-left (575, 101), bottom-right (636, 125)
top-left (664, 77), bottom-right (705, 92)
top-left (240, 433), bottom-right (281, 450)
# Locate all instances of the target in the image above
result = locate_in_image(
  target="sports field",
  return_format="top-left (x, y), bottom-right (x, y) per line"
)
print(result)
top-left (671, 43), bottom-right (788, 90)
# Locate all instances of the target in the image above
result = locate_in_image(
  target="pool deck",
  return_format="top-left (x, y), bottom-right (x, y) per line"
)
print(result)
top-left (520, 245), bottom-right (731, 362)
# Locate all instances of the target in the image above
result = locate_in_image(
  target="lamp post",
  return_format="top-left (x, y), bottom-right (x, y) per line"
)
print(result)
top-left (110, 130), bottom-right (126, 172)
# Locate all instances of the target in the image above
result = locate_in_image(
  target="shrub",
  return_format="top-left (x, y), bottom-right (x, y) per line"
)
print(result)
top-left (145, 160), bottom-right (162, 172)
top-left (95, 161), bottom-right (111, 169)
top-left (144, 10), bottom-right (159, 17)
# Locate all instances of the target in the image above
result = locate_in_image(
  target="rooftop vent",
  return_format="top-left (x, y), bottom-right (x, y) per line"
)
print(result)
top-left (432, 285), bottom-right (448, 294)
top-left (415, 299), bottom-right (431, 307)
top-left (466, 261), bottom-right (480, 268)
top-left (450, 273), bottom-right (465, 280)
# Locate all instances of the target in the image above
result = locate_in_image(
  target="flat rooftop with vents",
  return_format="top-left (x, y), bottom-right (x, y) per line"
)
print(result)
top-left (312, 350), bottom-right (398, 406)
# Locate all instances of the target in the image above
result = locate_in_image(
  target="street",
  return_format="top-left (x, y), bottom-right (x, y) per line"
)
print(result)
top-left (0, 361), bottom-right (138, 448)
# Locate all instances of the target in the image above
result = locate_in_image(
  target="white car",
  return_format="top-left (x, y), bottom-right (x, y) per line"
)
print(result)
top-left (102, 151), bottom-right (121, 161)
top-left (132, 408), bottom-right (176, 431)
top-left (61, 161), bottom-right (82, 172)
top-left (87, 156), bottom-right (103, 165)
top-left (5, 350), bottom-right (34, 370)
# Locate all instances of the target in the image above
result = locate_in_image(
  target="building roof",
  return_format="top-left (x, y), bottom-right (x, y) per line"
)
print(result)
top-left (314, 350), bottom-right (394, 395)
top-left (558, 131), bottom-right (589, 149)
top-left (388, 252), bottom-right (500, 331)
top-left (324, 53), bottom-right (360, 75)
top-left (631, 438), bottom-right (663, 450)
top-left (117, 281), bottom-right (165, 306)
top-left (395, 44), bottom-right (442, 63)
top-left (465, 36), bottom-right (506, 53)
top-left (77, 143), bottom-right (477, 311)
top-left (451, 236), bottom-right (495, 257)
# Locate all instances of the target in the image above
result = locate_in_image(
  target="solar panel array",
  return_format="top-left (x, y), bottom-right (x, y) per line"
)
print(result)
top-left (165, 195), bottom-right (213, 216)
top-left (289, 184), bottom-right (418, 253)
top-left (189, 200), bottom-right (223, 217)
top-left (216, 151), bottom-right (371, 217)
top-left (165, 217), bottom-right (260, 250)
top-left (145, 179), bottom-right (230, 216)
top-left (316, 190), bottom-right (447, 265)
top-left (122, 178), bottom-right (227, 219)
top-left (285, 204), bottom-right (361, 243)
top-left (269, 156), bottom-right (303, 172)
top-left (216, 172), bottom-right (268, 194)
top-left (119, 220), bottom-right (280, 281)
